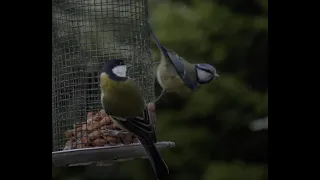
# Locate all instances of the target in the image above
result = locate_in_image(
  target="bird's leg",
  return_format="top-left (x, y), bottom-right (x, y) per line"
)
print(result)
top-left (154, 89), bottom-right (166, 104)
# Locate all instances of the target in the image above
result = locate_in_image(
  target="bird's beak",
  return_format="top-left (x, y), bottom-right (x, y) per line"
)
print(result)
top-left (215, 72), bottom-right (220, 77)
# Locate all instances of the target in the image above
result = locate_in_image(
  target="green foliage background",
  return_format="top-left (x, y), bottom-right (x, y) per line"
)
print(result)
top-left (52, 0), bottom-right (268, 179)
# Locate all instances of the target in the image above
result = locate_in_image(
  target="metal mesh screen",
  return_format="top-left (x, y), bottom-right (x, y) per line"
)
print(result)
top-left (52, 0), bottom-right (154, 152)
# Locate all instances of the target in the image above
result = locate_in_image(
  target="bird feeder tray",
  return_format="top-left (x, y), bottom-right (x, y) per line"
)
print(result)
top-left (52, 141), bottom-right (175, 166)
top-left (52, 110), bottom-right (174, 167)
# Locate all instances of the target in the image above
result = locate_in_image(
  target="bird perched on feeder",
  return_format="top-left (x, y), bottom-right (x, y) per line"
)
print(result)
top-left (147, 23), bottom-right (220, 103)
top-left (100, 59), bottom-right (169, 180)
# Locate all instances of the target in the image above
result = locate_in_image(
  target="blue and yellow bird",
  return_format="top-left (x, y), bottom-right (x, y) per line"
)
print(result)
top-left (147, 23), bottom-right (220, 103)
top-left (100, 59), bottom-right (169, 180)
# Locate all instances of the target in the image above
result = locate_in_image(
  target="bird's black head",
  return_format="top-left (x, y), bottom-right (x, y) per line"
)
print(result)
top-left (103, 59), bottom-right (128, 82)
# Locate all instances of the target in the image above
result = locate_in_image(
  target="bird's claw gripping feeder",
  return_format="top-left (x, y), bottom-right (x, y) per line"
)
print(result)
top-left (52, 0), bottom-right (175, 166)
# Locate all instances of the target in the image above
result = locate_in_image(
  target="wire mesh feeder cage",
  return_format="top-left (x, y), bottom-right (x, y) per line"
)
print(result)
top-left (52, 0), bottom-right (175, 166)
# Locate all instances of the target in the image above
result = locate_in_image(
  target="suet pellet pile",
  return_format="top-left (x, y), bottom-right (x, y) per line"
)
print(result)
top-left (63, 110), bottom-right (139, 150)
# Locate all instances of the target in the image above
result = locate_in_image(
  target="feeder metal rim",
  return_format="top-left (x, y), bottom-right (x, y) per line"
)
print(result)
top-left (52, 141), bottom-right (175, 167)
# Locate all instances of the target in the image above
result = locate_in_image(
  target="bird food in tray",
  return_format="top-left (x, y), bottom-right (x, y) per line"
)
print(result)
top-left (63, 110), bottom-right (139, 150)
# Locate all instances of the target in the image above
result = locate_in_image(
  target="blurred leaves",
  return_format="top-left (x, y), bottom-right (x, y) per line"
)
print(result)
top-left (149, 0), bottom-right (268, 179)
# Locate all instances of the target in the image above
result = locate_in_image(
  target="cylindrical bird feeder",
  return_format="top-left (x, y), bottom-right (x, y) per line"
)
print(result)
top-left (52, 0), bottom-right (174, 166)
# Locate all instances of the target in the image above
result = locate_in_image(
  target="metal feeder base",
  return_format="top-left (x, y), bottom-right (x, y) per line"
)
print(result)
top-left (52, 141), bottom-right (175, 167)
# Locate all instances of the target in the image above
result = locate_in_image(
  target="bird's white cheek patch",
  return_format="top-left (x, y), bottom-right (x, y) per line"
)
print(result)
top-left (197, 69), bottom-right (212, 81)
top-left (112, 65), bottom-right (127, 77)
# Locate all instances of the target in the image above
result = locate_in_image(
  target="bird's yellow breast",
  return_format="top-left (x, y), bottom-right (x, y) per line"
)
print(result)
top-left (100, 73), bottom-right (145, 117)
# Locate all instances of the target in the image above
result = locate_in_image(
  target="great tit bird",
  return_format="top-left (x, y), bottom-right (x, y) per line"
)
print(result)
top-left (100, 59), bottom-right (169, 180)
top-left (147, 23), bottom-right (219, 103)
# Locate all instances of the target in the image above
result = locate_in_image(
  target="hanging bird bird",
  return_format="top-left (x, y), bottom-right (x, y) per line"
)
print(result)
top-left (100, 59), bottom-right (169, 180)
top-left (147, 22), bottom-right (219, 103)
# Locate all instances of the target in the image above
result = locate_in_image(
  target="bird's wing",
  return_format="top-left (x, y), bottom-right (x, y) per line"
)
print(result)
top-left (110, 107), bottom-right (153, 139)
top-left (167, 51), bottom-right (198, 90)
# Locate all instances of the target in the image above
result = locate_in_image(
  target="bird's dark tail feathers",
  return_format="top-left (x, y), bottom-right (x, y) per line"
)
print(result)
top-left (139, 137), bottom-right (169, 180)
